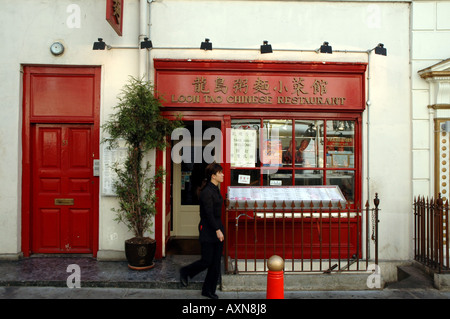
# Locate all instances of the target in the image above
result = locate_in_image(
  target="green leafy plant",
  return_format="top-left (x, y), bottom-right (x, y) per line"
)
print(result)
top-left (102, 77), bottom-right (182, 242)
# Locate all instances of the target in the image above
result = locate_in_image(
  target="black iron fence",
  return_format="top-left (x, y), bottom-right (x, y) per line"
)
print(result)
top-left (224, 194), bottom-right (380, 274)
top-left (414, 195), bottom-right (450, 273)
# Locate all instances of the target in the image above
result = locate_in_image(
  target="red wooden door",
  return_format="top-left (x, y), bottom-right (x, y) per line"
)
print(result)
top-left (31, 124), bottom-right (94, 253)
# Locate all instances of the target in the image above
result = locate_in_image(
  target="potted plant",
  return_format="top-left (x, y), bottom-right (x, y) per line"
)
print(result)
top-left (102, 76), bottom-right (182, 270)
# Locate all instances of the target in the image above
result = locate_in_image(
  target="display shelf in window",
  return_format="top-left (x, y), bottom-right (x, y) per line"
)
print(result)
top-left (227, 185), bottom-right (347, 210)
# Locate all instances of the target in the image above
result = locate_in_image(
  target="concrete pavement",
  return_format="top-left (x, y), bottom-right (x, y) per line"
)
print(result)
top-left (1, 255), bottom-right (449, 300)
top-left (1, 285), bottom-right (450, 299)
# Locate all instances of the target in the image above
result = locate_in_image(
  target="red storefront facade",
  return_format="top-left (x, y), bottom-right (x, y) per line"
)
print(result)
top-left (154, 59), bottom-right (367, 259)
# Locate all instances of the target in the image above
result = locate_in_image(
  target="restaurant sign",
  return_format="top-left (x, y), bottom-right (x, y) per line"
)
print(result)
top-left (154, 60), bottom-right (367, 111)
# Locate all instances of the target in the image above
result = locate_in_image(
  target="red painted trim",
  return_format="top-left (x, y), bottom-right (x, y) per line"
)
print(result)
top-left (164, 142), bottom-right (172, 249)
top-left (155, 148), bottom-right (164, 259)
top-left (154, 59), bottom-right (367, 73)
top-left (21, 65), bottom-right (101, 257)
top-left (21, 68), bottom-right (32, 257)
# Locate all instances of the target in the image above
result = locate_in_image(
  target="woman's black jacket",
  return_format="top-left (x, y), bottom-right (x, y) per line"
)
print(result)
top-left (198, 182), bottom-right (224, 243)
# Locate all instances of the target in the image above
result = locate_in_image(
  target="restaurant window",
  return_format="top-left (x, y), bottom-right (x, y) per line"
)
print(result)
top-left (230, 118), bottom-right (357, 203)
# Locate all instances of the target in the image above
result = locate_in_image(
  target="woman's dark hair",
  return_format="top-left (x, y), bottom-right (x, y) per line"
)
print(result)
top-left (197, 162), bottom-right (223, 197)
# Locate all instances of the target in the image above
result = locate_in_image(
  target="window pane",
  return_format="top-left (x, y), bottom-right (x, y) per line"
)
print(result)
top-left (230, 169), bottom-right (260, 186)
top-left (295, 120), bottom-right (324, 168)
top-left (263, 170), bottom-right (293, 186)
top-left (262, 120), bottom-right (289, 168)
top-left (295, 170), bottom-right (323, 186)
top-left (326, 120), bottom-right (355, 168)
top-left (327, 170), bottom-right (355, 203)
top-left (230, 119), bottom-right (260, 167)
top-left (180, 160), bottom-right (206, 205)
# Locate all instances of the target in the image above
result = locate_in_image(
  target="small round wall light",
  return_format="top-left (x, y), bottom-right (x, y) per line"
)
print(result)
top-left (50, 42), bottom-right (65, 56)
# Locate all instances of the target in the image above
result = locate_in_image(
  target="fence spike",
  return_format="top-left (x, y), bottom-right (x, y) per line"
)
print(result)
top-left (374, 193), bottom-right (379, 208)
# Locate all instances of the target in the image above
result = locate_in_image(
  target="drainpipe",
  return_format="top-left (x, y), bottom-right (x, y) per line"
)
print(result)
top-left (139, 0), bottom-right (149, 80)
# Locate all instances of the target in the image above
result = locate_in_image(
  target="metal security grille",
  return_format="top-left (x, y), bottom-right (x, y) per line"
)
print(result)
top-left (224, 194), bottom-right (380, 274)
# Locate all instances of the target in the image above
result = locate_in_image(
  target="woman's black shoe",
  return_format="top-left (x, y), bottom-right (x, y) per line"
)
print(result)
top-left (202, 292), bottom-right (219, 299)
top-left (180, 269), bottom-right (189, 287)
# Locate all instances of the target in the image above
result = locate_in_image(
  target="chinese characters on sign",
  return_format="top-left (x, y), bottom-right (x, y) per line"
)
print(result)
top-left (170, 75), bottom-right (347, 107)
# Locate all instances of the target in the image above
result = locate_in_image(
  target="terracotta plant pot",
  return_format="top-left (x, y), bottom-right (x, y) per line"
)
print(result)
top-left (125, 237), bottom-right (156, 270)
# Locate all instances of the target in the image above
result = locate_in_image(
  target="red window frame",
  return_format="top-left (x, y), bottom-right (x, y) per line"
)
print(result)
top-left (227, 115), bottom-right (362, 206)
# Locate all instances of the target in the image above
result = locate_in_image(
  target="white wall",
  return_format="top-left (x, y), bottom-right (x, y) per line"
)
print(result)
top-left (412, 1), bottom-right (450, 198)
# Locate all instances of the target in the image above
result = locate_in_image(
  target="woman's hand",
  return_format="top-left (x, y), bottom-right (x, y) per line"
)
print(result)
top-left (216, 229), bottom-right (224, 242)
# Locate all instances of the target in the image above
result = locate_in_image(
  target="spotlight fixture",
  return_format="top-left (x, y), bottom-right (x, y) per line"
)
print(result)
top-left (374, 43), bottom-right (387, 56)
top-left (140, 37), bottom-right (153, 49)
top-left (260, 40), bottom-right (272, 54)
top-left (93, 38), bottom-right (106, 50)
top-left (200, 38), bottom-right (212, 51)
top-left (320, 41), bottom-right (332, 54)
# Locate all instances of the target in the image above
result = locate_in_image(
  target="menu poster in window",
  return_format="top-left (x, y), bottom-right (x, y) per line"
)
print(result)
top-left (230, 129), bottom-right (256, 167)
top-left (102, 144), bottom-right (128, 196)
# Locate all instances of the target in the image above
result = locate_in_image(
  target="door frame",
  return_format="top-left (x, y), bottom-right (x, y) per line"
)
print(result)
top-left (171, 121), bottom-right (223, 238)
top-left (21, 65), bottom-right (101, 257)
top-left (155, 115), bottom-right (227, 258)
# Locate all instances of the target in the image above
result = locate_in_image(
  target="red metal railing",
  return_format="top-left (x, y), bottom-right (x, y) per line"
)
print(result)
top-left (414, 194), bottom-right (450, 273)
top-left (224, 194), bottom-right (380, 273)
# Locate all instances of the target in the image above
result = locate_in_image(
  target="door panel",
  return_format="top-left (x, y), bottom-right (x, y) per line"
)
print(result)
top-left (172, 162), bottom-right (201, 237)
top-left (32, 124), bottom-right (93, 254)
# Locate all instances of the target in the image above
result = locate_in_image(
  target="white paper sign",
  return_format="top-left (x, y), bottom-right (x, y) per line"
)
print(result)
top-left (230, 129), bottom-right (256, 168)
top-left (102, 144), bottom-right (128, 196)
top-left (238, 174), bottom-right (251, 184)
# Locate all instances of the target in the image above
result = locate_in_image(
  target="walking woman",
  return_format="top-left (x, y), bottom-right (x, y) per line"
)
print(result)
top-left (180, 163), bottom-right (225, 299)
